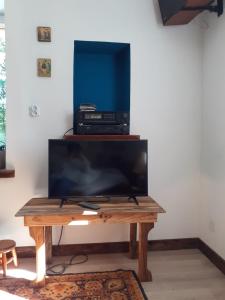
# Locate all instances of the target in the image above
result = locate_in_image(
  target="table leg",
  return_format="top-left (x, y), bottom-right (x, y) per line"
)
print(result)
top-left (12, 247), bottom-right (18, 267)
top-left (129, 223), bottom-right (137, 259)
top-left (45, 226), bottom-right (52, 264)
top-left (138, 223), bottom-right (154, 282)
top-left (29, 226), bottom-right (46, 286)
top-left (2, 252), bottom-right (7, 277)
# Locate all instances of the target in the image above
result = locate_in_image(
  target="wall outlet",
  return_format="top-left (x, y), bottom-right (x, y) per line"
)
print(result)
top-left (29, 104), bottom-right (40, 117)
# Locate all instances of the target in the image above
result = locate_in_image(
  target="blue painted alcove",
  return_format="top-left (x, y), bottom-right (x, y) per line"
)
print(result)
top-left (73, 41), bottom-right (130, 113)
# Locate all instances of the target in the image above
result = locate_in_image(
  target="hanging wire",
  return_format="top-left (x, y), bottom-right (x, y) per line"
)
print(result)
top-left (46, 225), bottom-right (88, 275)
top-left (57, 226), bottom-right (64, 246)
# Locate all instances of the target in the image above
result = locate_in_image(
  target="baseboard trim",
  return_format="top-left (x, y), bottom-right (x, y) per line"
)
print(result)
top-left (16, 238), bottom-right (225, 275)
top-left (149, 238), bottom-right (199, 251)
top-left (16, 243), bottom-right (128, 259)
top-left (16, 238), bottom-right (199, 258)
top-left (16, 246), bottom-right (35, 258)
top-left (16, 242), bottom-right (129, 259)
top-left (52, 242), bottom-right (129, 256)
top-left (16, 238), bottom-right (225, 276)
top-left (198, 239), bottom-right (225, 276)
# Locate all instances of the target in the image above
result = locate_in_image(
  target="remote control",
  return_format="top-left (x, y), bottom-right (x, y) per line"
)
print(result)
top-left (78, 201), bottom-right (100, 210)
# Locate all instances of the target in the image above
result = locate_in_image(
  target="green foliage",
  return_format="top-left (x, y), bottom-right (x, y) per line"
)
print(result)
top-left (0, 100), bottom-right (5, 132)
top-left (0, 40), bottom-right (5, 53)
top-left (0, 39), bottom-right (6, 144)
top-left (0, 78), bottom-right (6, 101)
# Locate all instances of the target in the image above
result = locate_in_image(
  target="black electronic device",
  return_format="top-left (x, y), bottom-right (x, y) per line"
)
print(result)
top-left (48, 139), bottom-right (148, 200)
top-left (74, 111), bottom-right (130, 135)
top-left (76, 124), bottom-right (129, 135)
top-left (77, 202), bottom-right (100, 210)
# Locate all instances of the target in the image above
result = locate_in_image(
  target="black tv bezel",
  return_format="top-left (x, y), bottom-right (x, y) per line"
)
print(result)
top-left (48, 139), bottom-right (148, 199)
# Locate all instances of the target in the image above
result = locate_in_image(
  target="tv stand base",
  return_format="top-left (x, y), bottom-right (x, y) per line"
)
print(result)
top-left (128, 196), bottom-right (139, 206)
top-left (60, 198), bottom-right (67, 208)
top-left (16, 196), bottom-right (165, 286)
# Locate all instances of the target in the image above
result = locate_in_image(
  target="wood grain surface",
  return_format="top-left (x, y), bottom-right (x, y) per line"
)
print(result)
top-left (15, 197), bottom-right (165, 217)
top-left (16, 197), bottom-right (165, 226)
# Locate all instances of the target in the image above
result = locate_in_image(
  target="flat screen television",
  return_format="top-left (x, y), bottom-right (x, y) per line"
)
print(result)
top-left (48, 139), bottom-right (148, 199)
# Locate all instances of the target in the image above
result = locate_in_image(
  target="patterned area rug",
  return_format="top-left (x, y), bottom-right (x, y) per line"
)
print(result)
top-left (0, 270), bottom-right (148, 299)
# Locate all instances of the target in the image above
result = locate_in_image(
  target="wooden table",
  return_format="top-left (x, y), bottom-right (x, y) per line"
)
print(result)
top-left (15, 197), bottom-right (165, 286)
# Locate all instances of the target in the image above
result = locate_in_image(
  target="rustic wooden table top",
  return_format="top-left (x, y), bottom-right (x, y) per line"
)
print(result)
top-left (15, 197), bottom-right (165, 217)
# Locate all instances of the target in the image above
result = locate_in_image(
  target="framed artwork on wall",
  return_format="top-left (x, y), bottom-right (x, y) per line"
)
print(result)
top-left (37, 26), bottom-right (51, 42)
top-left (37, 58), bottom-right (51, 77)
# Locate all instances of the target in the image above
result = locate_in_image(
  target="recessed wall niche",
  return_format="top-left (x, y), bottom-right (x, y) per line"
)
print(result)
top-left (73, 40), bottom-right (130, 113)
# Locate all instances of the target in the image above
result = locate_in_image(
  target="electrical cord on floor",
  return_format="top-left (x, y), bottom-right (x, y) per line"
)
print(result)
top-left (46, 225), bottom-right (89, 275)
top-left (46, 254), bottom-right (89, 275)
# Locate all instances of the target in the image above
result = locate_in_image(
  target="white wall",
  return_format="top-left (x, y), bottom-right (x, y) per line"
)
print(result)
top-left (0, 0), bottom-right (202, 246)
top-left (201, 15), bottom-right (225, 259)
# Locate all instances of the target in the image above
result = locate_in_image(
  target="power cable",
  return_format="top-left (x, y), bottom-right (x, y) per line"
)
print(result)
top-left (46, 225), bottom-right (88, 275)
top-left (62, 127), bottom-right (74, 139)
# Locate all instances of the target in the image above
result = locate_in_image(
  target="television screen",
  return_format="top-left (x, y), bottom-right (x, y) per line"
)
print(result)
top-left (48, 140), bottom-right (148, 199)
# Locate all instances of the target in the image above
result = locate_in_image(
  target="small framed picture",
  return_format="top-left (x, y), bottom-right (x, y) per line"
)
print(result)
top-left (37, 26), bottom-right (51, 42)
top-left (37, 58), bottom-right (51, 77)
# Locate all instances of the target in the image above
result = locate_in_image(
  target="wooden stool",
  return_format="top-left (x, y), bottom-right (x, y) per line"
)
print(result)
top-left (0, 240), bottom-right (18, 276)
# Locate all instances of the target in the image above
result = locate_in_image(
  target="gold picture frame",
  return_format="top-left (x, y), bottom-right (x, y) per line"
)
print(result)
top-left (37, 26), bottom-right (51, 42)
top-left (37, 58), bottom-right (51, 77)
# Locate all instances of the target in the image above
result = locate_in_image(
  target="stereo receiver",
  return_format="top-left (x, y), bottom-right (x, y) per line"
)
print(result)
top-left (74, 111), bottom-right (130, 135)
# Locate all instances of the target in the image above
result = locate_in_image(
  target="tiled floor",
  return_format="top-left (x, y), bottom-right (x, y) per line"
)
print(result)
top-left (1, 249), bottom-right (225, 300)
